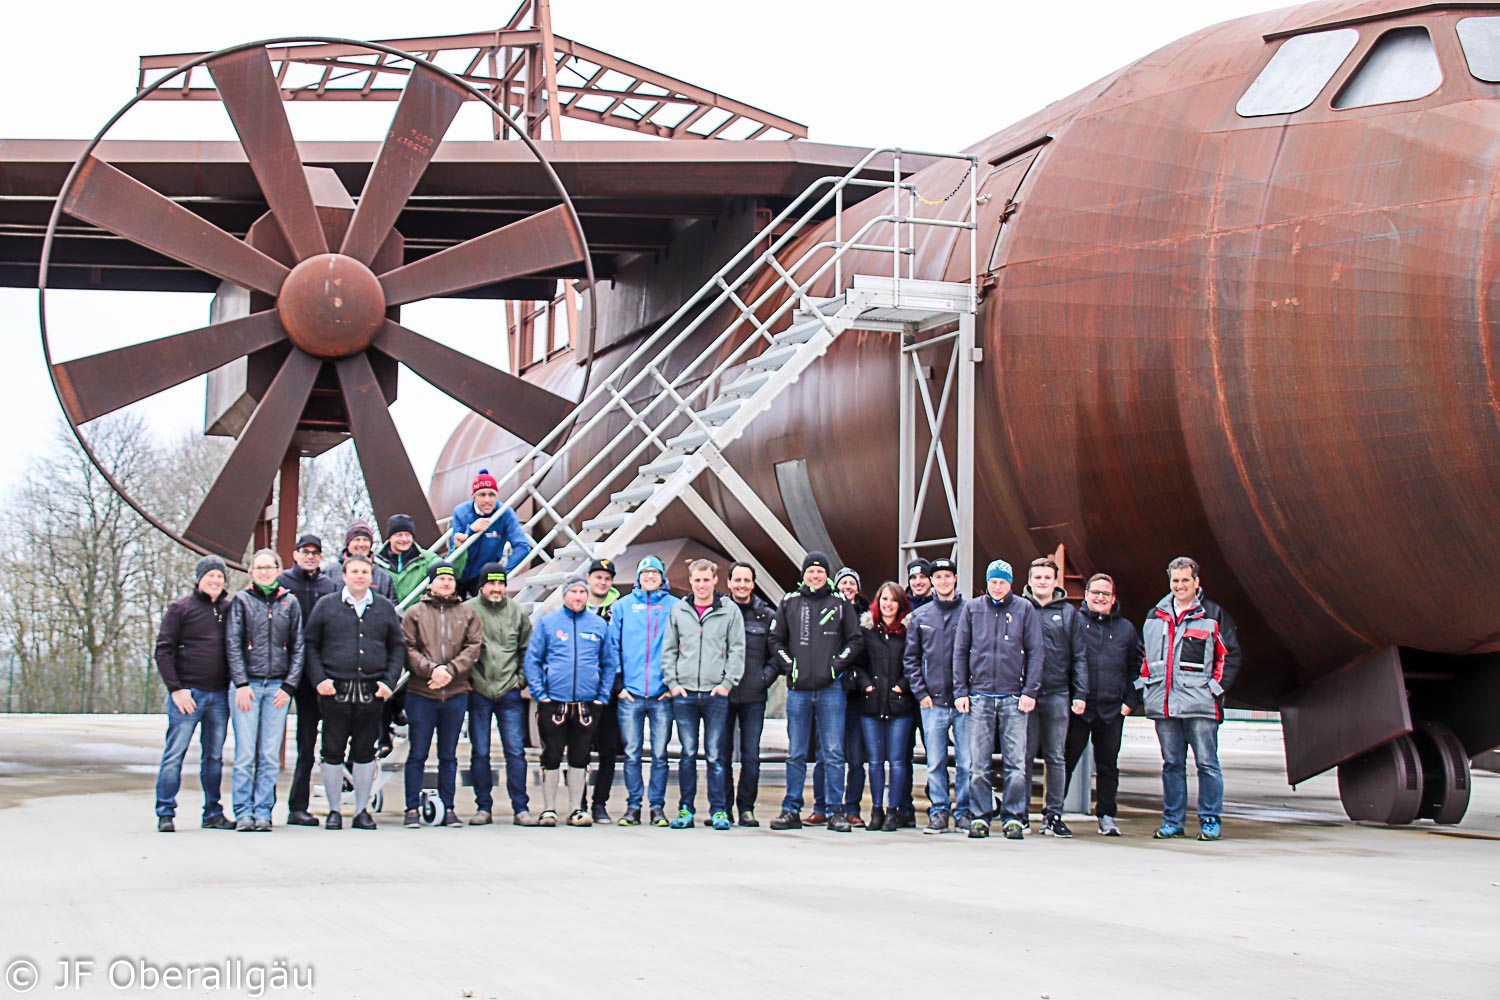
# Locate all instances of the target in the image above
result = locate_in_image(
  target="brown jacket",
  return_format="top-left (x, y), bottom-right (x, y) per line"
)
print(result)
top-left (402, 593), bottom-right (482, 701)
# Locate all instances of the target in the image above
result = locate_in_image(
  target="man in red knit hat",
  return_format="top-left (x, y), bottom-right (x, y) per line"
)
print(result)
top-left (451, 469), bottom-right (533, 600)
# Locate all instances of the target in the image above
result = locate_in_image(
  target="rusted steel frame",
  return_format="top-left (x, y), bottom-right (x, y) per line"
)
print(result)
top-left (276, 450), bottom-right (300, 568)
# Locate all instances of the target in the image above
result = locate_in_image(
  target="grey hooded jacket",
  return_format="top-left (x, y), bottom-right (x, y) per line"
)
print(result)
top-left (661, 594), bottom-right (747, 693)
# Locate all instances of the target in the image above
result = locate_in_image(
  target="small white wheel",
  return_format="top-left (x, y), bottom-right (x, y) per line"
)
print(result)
top-left (370, 789), bottom-right (384, 815)
top-left (419, 789), bottom-right (445, 826)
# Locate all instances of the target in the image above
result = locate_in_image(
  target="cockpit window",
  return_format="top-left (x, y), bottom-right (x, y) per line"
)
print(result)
top-left (1236, 29), bottom-right (1359, 116)
top-left (1457, 17), bottom-right (1500, 82)
top-left (1332, 26), bottom-right (1442, 109)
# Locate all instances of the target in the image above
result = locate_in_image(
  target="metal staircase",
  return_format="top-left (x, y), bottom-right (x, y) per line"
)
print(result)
top-left (476, 145), bottom-right (979, 618)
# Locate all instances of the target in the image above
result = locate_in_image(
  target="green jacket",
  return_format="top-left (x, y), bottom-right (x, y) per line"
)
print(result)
top-left (587, 587), bottom-right (621, 621)
top-left (661, 594), bottom-right (747, 693)
top-left (465, 593), bottom-right (532, 699)
top-left (376, 541), bottom-right (466, 606)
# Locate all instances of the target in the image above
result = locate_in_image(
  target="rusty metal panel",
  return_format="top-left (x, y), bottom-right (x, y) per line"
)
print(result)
top-left (1281, 645), bottom-right (1410, 785)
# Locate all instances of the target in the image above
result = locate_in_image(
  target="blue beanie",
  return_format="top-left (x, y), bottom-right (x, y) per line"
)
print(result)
top-left (637, 555), bottom-right (666, 581)
top-left (986, 559), bottom-right (1013, 584)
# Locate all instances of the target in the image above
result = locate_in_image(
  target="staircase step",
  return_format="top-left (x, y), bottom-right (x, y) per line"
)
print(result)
top-left (582, 511), bottom-right (628, 535)
top-left (698, 398), bottom-right (743, 425)
top-left (665, 426), bottom-right (712, 451)
top-left (610, 482), bottom-right (657, 506)
top-left (640, 452), bottom-right (689, 478)
top-left (722, 369), bottom-right (773, 398)
top-left (748, 344), bottom-right (801, 371)
top-left (553, 541), bottom-right (591, 561)
top-left (773, 319), bottom-right (824, 346)
top-left (526, 568), bottom-right (580, 589)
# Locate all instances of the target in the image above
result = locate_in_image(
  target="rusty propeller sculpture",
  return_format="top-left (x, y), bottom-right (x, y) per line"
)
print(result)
top-left (38, 38), bottom-right (592, 562)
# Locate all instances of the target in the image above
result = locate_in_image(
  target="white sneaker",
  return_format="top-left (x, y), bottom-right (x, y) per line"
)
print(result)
top-left (1098, 815), bottom-right (1121, 836)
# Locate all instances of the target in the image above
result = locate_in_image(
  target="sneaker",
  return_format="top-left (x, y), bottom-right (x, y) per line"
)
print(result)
top-left (848, 812), bottom-right (866, 828)
top-left (738, 810), bottom-right (759, 828)
top-left (592, 804), bottom-right (612, 825)
top-left (711, 810), bottom-right (732, 831)
top-left (668, 808), bottom-right (695, 829)
top-left (157, 816), bottom-right (175, 833)
top-left (469, 810), bottom-right (492, 826)
top-left (538, 810), bottom-right (558, 827)
top-left (1153, 823), bottom-right (1186, 839)
top-left (402, 810), bottom-right (419, 829)
top-left (567, 809), bottom-right (593, 827)
top-left (253, 817), bottom-right (272, 832)
top-left (881, 811), bottom-right (900, 832)
top-left (513, 811), bottom-right (539, 827)
top-left (827, 812), bottom-right (852, 833)
top-left (954, 814), bottom-right (973, 832)
top-left (326, 812), bottom-right (344, 831)
top-left (1198, 817), bottom-right (1222, 841)
top-left (443, 811), bottom-right (464, 828)
top-left (617, 808), bottom-right (642, 827)
top-left (805, 811), bottom-right (829, 826)
top-left (202, 814), bottom-right (235, 831)
top-left (1098, 815), bottom-right (1121, 837)
top-left (968, 818), bottom-right (990, 839)
top-left (650, 808), bottom-right (670, 828)
top-left (923, 813), bottom-right (950, 835)
top-left (236, 816), bottom-right (255, 832)
top-left (1003, 820), bottom-right (1025, 840)
top-left (286, 809), bottom-right (319, 827)
top-left (769, 810), bottom-right (803, 831)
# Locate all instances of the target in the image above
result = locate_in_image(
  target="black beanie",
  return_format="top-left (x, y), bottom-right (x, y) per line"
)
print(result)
top-left (194, 555), bottom-right (227, 586)
top-left (802, 551), bottom-right (830, 572)
top-left (386, 513), bottom-right (416, 538)
top-left (428, 561), bottom-right (457, 583)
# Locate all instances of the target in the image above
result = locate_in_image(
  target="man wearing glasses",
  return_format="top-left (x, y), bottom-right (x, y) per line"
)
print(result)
top-left (1063, 573), bottom-right (1143, 836)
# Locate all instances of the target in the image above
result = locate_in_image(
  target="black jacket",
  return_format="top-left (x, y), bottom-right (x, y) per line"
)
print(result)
top-left (278, 565), bottom-right (339, 623)
top-left (729, 594), bottom-right (778, 704)
top-left (324, 552), bottom-right (399, 604)
top-left (768, 583), bottom-right (862, 691)
top-left (902, 594), bottom-right (964, 708)
top-left (154, 589), bottom-right (231, 693)
top-left (1023, 587), bottom-right (1089, 700)
top-left (226, 585), bottom-right (305, 695)
top-left (1079, 603), bottom-right (1144, 721)
top-left (1200, 595), bottom-right (1243, 694)
top-left (304, 591), bottom-right (405, 689)
top-left (851, 613), bottom-right (917, 719)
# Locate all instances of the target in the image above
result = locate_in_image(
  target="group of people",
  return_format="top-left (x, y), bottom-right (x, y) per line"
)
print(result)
top-left (152, 469), bottom-right (1241, 841)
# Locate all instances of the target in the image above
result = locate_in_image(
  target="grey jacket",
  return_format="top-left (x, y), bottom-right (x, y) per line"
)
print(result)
top-left (953, 592), bottom-right (1044, 700)
top-left (226, 585), bottom-right (305, 696)
top-left (661, 594), bottom-right (747, 693)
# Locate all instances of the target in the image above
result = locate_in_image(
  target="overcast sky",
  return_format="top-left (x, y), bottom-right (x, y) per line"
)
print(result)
top-left (1, 0), bottom-right (1281, 513)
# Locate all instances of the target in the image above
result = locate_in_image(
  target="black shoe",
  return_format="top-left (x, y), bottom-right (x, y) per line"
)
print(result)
top-left (769, 810), bottom-right (803, 831)
top-left (881, 811), bottom-right (900, 832)
top-left (443, 810), bottom-right (464, 828)
top-left (253, 817), bottom-right (272, 832)
top-left (738, 810), bottom-right (759, 828)
top-left (895, 810), bottom-right (917, 829)
top-left (286, 810), bottom-right (318, 827)
top-left (201, 814), bottom-right (235, 831)
top-left (868, 806), bottom-right (886, 830)
top-left (827, 812), bottom-right (852, 833)
top-left (403, 809), bottom-right (420, 828)
top-left (1051, 815), bottom-right (1074, 838)
top-left (157, 816), bottom-right (175, 833)
top-left (954, 814), bottom-right (973, 832)
top-left (325, 812), bottom-right (343, 830)
top-left (592, 804), bottom-right (612, 825)
top-left (923, 812), bottom-right (949, 835)
top-left (352, 810), bottom-right (377, 830)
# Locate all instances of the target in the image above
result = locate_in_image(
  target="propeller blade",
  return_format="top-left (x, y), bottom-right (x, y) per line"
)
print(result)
top-left (378, 205), bottom-right (586, 306)
top-left (373, 320), bottom-right (573, 445)
top-left (208, 48), bottom-right (329, 261)
top-left (53, 309), bottom-right (286, 425)
top-left (183, 350), bottom-right (320, 559)
top-left (62, 157), bottom-right (289, 297)
top-left (334, 352), bottom-right (440, 545)
top-left (339, 67), bottom-right (466, 265)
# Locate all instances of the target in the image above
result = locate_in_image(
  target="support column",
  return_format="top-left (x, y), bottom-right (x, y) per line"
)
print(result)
top-left (276, 449), bottom-right (301, 569)
top-left (955, 311), bottom-right (976, 598)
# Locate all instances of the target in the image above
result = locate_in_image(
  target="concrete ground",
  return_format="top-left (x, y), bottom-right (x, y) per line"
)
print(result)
top-left (0, 714), bottom-right (1495, 999)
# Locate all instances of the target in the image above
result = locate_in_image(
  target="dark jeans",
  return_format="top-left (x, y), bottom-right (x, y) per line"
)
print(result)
top-left (671, 691), bottom-right (731, 814)
top-left (722, 700), bottom-right (767, 814)
top-left (860, 713), bottom-right (916, 810)
top-left (469, 689), bottom-right (529, 813)
top-left (967, 695), bottom-right (1030, 824)
top-left (320, 695), bottom-right (382, 766)
top-left (811, 699), bottom-right (865, 814)
top-left (538, 701), bottom-right (600, 770)
top-left (154, 688), bottom-right (229, 819)
top-left (783, 685), bottom-right (847, 814)
top-left (1064, 712), bottom-right (1126, 818)
top-left (590, 692), bottom-right (622, 809)
top-left (405, 694), bottom-right (467, 811)
top-left (1026, 694), bottom-right (1071, 817)
top-left (287, 679), bottom-right (321, 813)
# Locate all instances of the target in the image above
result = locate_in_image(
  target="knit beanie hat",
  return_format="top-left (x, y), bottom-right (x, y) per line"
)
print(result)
top-left (906, 557), bottom-right (933, 579)
top-left (986, 559), bottom-right (1014, 584)
top-left (802, 551), bottom-right (830, 573)
top-left (471, 468), bottom-right (498, 494)
top-left (344, 520), bottom-right (374, 548)
top-left (428, 561), bottom-right (457, 583)
top-left (194, 555), bottom-right (227, 586)
top-left (478, 561), bottom-right (507, 584)
top-left (386, 514), bottom-right (416, 538)
top-left (636, 555), bottom-right (666, 579)
top-left (930, 557), bottom-right (957, 575)
top-left (833, 567), bottom-right (860, 589)
top-left (562, 575), bottom-right (589, 595)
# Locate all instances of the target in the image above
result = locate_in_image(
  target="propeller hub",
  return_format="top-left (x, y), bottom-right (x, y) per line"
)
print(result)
top-left (276, 253), bottom-right (386, 358)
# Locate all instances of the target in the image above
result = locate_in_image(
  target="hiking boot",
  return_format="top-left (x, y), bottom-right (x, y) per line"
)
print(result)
top-left (538, 810), bottom-right (558, 827)
top-left (967, 818), bottom-right (990, 839)
top-left (738, 810), bottom-right (759, 828)
top-left (881, 810), bottom-right (900, 832)
top-left (157, 817), bottom-right (175, 833)
top-left (668, 808), bottom-right (695, 829)
top-left (1003, 820), bottom-right (1025, 840)
top-left (1153, 823), bottom-right (1186, 839)
top-left (1198, 817), bottom-right (1222, 841)
top-left (617, 808), bottom-right (642, 827)
top-left (253, 817), bottom-right (272, 832)
top-left (352, 810), bottom-right (377, 831)
top-left (286, 810), bottom-right (318, 827)
top-left (1098, 815), bottom-right (1121, 837)
top-left (827, 812), bottom-right (852, 833)
top-left (402, 810), bottom-right (419, 829)
top-left (805, 811), bottom-right (829, 826)
top-left (769, 810), bottom-right (803, 831)
top-left (867, 807), bottom-right (885, 830)
top-left (469, 810), bottom-right (493, 826)
top-left (236, 816), bottom-right (255, 832)
top-left (847, 812), bottom-right (866, 828)
top-left (567, 809), bottom-right (593, 827)
top-left (954, 814), bottom-right (973, 832)
top-left (513, 810), bottom-right (539, 827)
top-left (443, 810), bottom-right (464, 828)
top-left (326, 812), bottom-right (344, 830)
top-left (202, 814), bottom-right (235, 831)
top-left (711, 810), bottom-right (732, 831)
top-left (923, 812), bottom-right (950, 835)
top-left (592, 804), bottom-right (612, 825)
top-left (649, 808), bottom-right (670, 828)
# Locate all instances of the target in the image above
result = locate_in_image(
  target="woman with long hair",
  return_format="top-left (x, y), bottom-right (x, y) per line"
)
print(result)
top-left (850, 582), bottom-right (917, 831)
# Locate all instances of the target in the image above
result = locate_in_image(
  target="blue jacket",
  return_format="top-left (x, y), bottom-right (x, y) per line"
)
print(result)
top-left (451, 500), bottom-right (531, 579)
top-left (605, 585), bottom-right (679, 698)
top-left (953, 591), bottom-right (1044, 699)
top-left (524, 606), bottom-right (619, 702)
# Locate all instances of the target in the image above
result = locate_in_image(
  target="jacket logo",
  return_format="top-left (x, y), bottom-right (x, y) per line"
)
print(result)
top-left (582, 632), bottom-right (600, 643)
top-left (555, 630), bottom-right (569, 641)
top-left (1052, 614), bottom-right (1062, 621)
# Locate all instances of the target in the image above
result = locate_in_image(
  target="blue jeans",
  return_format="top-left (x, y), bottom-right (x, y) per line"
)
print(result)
top-left (619, 695), bottom-right (674, 810)
top-left (811, 698), bottom-right (865, 813)
top-left (1026, 694), bottom-right (1071, 817)
top-left (671, 691), bottom-right (730, 814)
top-left (231, 680), bottom-right (291, 821)
top-left (405, 695), bottom-right (467, 811)
top-left (155, 687), bottom-right (230, 819)
top-left (783, 685), bottom-right (847, 814)
top-left (1155, 717), bottom-right (1223, 826)
top-left (722, 701), bottom-right (766, 814)
top-left (920, 704), bottom-right (972, 818)
top-left (967, 695), bottom-right (1030, 824)
top-left (860, 714), bottom-right (916, 810)
top-left (469, 689), bottom-right (529, 813)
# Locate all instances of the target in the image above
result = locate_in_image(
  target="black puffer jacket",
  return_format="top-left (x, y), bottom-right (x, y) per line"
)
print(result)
top-left (227, 585), bottom-right (305, 696)
top-left (1022, 586), bottom-right (1089, 700)
top-left (729, 594), bottom-right (778, 704)
top-left (278, 566), bottom-right (338, 623)
top-left (850, 612), bottom-right (917, 719)
top-left (1079, 602), bottom-right (1144, 721)
top-left (769, 583), bottom-right (862, 691)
